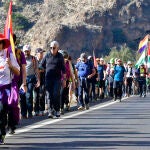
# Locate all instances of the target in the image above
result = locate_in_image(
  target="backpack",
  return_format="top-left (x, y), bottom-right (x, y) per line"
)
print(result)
top-left (65, 60), bottom-right (71, 80)
top-left (15, 48), bottom-right (22, 66)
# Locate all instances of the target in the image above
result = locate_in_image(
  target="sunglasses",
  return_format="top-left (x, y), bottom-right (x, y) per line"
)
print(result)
top-left (0, 41), bottom-right (3, 44)
top-left (50, 47), bottom-right (56, 50)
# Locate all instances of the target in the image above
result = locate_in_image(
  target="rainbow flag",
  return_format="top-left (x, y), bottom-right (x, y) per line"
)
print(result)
top-left (4, 1), bottom-right (15, 58)
top-left (147, 40), bottom-right (150, 68)
top-left (138, 35), bottom-right (148, 53)
top-left (135, 50), bottom-right (146, 68)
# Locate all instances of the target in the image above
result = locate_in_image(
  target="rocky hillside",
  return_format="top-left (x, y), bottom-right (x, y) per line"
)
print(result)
top-left (0, 0), bottom-right (149, 58)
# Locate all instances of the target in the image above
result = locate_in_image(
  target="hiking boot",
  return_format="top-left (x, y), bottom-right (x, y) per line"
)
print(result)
top-left (56, 111), bottom-right (60, 118)
top-left (0, 135), bottom-right (5, 145)
top-left (85, 104), bottom-right (89, 110)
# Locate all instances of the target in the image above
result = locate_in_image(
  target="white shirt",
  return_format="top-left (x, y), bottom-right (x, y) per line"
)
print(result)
top-left (126, 67), bottom-right (133, 78)
top-left (0, 50), bottom-right (20, 85)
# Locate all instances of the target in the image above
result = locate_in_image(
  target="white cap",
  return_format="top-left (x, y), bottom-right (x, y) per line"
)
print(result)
top-left (127, 61), bottom-right (132, 65)
top-left (100, 58), bottom-right (104, 61)
top-left (23, 45), bottom-right (31, 52)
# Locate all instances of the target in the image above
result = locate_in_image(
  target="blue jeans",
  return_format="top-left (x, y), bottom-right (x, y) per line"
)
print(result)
top-left (78, 77), bottom-right (90, 107)
top-left (46, 79), bottom-right (61, 112)
top-left (20, 75), bottom-right (36, 117)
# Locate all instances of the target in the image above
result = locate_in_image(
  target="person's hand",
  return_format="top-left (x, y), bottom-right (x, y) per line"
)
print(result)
top-left (71, 81), bottom-right (76, 91)
top-left (35, 80), bottom-right (40, 88)
top-left (87, 75), bottom-right (92, 79)
top-left (62, 80), bottom-right (66, 88)
top-left (21, 84), bottom-right (27, 93)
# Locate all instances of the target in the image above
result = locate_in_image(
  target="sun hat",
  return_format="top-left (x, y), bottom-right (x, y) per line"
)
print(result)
top-left (0, 33), bottom-right (10, 49)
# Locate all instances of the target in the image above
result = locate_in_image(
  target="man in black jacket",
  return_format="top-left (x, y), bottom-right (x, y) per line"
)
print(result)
top-left (40, 41), bottom-right (66, 118)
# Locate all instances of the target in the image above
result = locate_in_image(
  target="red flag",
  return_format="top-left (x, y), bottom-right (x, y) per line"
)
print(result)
top-left (4, 1), bottom-right (15, 58)
top-left (93, 50), bottom-right (97, 67)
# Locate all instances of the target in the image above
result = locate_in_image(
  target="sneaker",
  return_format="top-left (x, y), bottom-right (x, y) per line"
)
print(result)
top-left (0, 135), bottom-right (5, 145)
top-left (142, 94), bottom-right (146, 98)
top-left (78, 106), bottom-right (85, 110)
top-left (119, 97), bottom-right (121, 102)
top-left (9, 126), bottom-right (16, 135)
top-left (48, 109), bottom-right (55, 118)
top-left (9, 129), bottom-right (15, 134)
top-left (48, 112), bottom-right (53, 118)
top-left (85, 104), bottom-right (89, 110)
top-left (60, 109), bottom-right (64, 115)
top-left (56, 111), bottom-right (60, 118)
top-left (39, 111), bottom-right (45, 116)
top-left (28, 114), bottom-right (33, 119)
top-left (113, 97), bottom-right (116, 101)
top-left (35, 112), bottom-right (39, 116)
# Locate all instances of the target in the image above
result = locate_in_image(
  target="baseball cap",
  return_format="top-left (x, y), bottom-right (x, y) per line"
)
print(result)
top-left (35, 48), bottom-right (45, 53)
top-left (117, 59), bottom-right (122, 62)
top-left (80, 53), bottom-right (87, 60)
top-left (23, 45), bottom-right (31, 52)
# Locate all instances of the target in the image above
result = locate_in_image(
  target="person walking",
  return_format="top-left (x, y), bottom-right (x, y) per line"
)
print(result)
top-left (59, 50), bottom-right (75, 114)
top-left (125, 61), bottom-right (134, 97)
top-left (8, 34), bottom-right (27, 134)
top-left (75, 53), bottom-right (96, 110)
top-left (40, 41), bottom-right (66, 118)
top-left (20, 45), bottom-right (40, 119)
top-left (0, 33), bottom-right (20, 144)
top-left (137, 64), bottom-right (147, 97)
top-left (33, 48), bottom-right (46, 116)
top-left (113, 59), bottom-right (126, 102)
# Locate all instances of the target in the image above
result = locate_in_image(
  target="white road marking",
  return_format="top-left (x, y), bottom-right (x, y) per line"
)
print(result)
top-left (7, 97), bottom-right (129, 137)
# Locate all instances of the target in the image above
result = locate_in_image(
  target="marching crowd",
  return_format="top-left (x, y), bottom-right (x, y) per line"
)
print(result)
top-left (0, 34), bottom-right (149, 144)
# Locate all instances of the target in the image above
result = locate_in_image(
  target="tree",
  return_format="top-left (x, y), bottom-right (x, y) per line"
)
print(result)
top-left (104, 45), bottom-right (136, 63)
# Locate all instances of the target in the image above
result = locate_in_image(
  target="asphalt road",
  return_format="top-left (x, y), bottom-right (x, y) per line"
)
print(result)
top-left (1, 95), bottom-right (150, 150)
